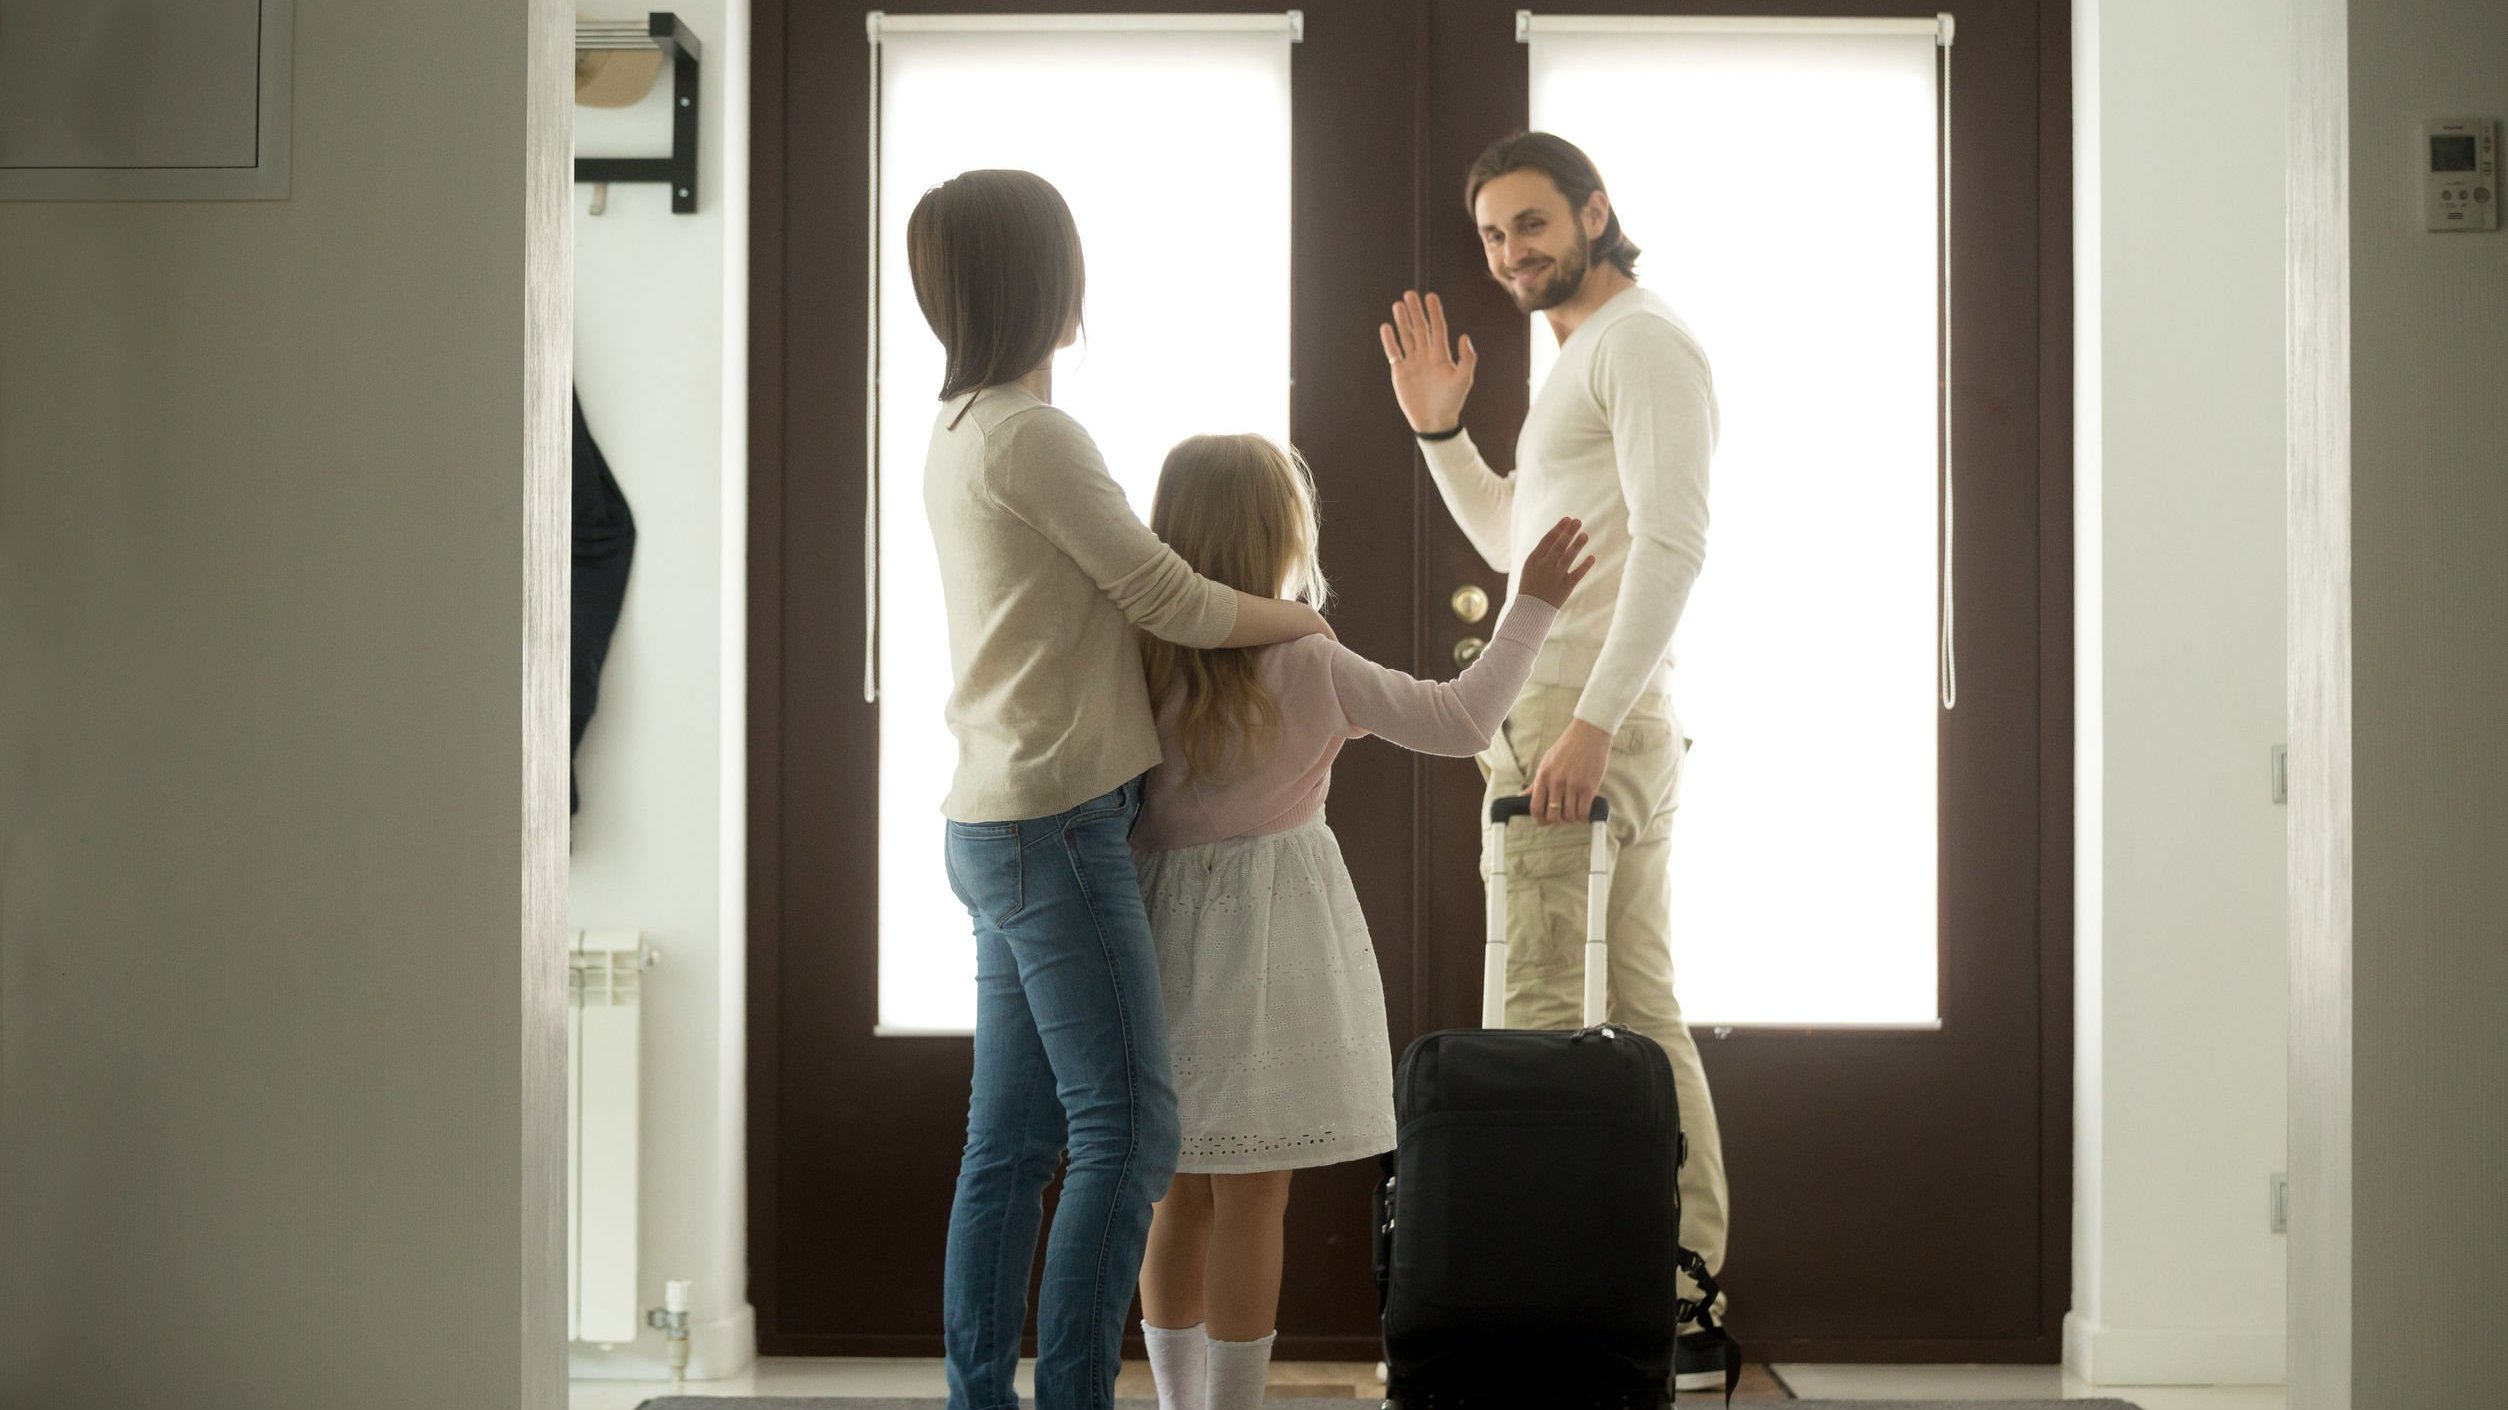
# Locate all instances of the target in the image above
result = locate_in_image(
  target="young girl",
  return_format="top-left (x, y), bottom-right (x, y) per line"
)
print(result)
top-left (1128, 433), bottom-right (1591, 1410)
top-left (906, 172), bottom-right (1335, 1410)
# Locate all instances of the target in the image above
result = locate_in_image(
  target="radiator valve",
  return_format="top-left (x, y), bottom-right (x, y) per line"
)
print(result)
top-left (646, 1279), bottom-right (693, 1386)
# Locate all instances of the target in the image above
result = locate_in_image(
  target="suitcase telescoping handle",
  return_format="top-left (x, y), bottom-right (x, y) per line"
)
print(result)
top-left (1484, 795), bottom-right (1612, 1030)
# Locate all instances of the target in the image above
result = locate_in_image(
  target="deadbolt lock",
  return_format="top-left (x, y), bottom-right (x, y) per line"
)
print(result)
top-left (1450, 584), bottom-right (1491, 623)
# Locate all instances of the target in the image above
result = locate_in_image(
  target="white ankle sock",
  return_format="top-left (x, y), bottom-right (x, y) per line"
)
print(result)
top-left (1142, 1320), bottom-right (1208, 1410)
top-left (1204, 1329), bottom-right (1277, 1410)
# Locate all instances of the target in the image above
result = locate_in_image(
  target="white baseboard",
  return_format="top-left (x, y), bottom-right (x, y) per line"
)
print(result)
top-left (2063, 1311), bottom-right (2287, 1386)
top-left (568, 1302), bottom-right (758, 1381)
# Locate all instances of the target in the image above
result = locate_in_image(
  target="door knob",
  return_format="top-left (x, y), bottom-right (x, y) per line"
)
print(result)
top-left (1450, 584), bottom-right (1491, 624)
top-left (1453, 636), bottom-right (1486, 669)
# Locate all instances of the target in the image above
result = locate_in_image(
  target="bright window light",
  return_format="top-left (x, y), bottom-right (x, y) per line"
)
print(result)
top-left (1528, 25), bottom-right (1945, 1025)
top-left (874, 24), bottom-right (1293, 1034)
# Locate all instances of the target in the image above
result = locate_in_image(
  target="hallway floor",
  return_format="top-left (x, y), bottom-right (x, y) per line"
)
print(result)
top-left (569, 1359), bottom-right (2287, 1408)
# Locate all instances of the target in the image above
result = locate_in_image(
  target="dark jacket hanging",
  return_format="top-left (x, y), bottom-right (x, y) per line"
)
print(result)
top-left (572, 390), bottom-right (637, 815)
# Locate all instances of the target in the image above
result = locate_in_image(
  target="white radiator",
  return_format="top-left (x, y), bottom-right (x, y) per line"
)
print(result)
top-left (568, 929), bottom-right (648, 1345)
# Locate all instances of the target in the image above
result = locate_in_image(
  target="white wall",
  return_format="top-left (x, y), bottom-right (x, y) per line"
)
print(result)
top-left (2070, 0), bottom-right (2293, 1385)
top-left (564, 0), bottom-right (756, 1380)
top-left (2333, 1), bottom-right (2508, 1403)
top-left (0, 3), bottom-right (571, 1407)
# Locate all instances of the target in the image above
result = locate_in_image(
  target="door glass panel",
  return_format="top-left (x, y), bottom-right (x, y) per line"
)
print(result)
top-left (1528, 25), bottom-right (1943, 1025)
top-left (874, 24), bottom-right (1293, 1033)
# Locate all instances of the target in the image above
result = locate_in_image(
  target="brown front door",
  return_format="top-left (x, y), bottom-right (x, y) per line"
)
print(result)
top-left (750, 0), bottom-right (2071, 1364)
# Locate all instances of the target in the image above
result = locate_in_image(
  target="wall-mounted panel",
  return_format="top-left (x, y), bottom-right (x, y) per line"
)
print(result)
top-left (0, 0), bottom-right (290, 199)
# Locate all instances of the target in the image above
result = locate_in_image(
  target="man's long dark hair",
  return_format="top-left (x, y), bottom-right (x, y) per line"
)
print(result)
top-left (1464, 132), bottom-right (1640, 278)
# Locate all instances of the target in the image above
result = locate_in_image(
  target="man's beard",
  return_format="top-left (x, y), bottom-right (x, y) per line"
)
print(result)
top-left (1501, 225), bottom-right (1593, 313)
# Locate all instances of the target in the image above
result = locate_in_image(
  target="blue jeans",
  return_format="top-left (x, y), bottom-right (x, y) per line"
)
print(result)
top-left (941, 777), bottom-right (1181, 1410)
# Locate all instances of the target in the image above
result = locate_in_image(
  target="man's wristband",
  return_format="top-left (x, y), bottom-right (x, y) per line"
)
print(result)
top-left (1415, 424), bottom-right (1465, 443)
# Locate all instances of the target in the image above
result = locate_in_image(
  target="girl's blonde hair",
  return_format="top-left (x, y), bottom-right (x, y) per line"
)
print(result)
top-left (1142, 434), bottom-right (1331, 784)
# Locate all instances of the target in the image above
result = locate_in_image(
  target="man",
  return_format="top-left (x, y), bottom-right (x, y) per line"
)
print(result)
top-left (1380, 130), bottom-right (1729, 1389)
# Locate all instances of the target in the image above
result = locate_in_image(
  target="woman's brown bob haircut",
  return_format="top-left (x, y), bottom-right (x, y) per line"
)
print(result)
top-left (1463, 131), bottom-right (1641, 278)
top-left (906, 169), bottom-right (1086, 401)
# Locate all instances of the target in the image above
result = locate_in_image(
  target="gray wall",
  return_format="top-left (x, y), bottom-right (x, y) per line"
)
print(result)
top-left (2344, 0), bottom-right (2508, 1402)
top-left (2291, 0), bottom-right (2508, 1406)
top-left (0, 3), bottom-right (570, 1407)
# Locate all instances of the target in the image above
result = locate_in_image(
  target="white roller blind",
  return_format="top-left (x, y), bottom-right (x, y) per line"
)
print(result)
top-left (1527, 19), bottom-right (1948, 1026)
top-left (872, 20), bottom-right (1295, 1035)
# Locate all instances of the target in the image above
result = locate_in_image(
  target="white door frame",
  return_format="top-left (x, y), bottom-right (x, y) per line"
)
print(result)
top-left (2284, 0), bottom-right (2352, 1406)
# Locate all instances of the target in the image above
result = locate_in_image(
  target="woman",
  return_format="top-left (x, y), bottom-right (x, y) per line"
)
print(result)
top-left (906, 169), bottom-right (1333, 1410)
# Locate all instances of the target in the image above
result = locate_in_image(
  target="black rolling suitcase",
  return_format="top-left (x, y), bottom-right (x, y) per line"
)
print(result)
top-left (1373, 796), bottom-right (1736, 1408)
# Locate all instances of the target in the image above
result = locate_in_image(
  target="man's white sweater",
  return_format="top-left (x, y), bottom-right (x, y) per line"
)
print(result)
top-left (1420, 285), bottom-right (1718, 734)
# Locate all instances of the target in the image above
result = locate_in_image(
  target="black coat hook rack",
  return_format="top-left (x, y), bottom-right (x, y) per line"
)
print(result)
top-left (575, 12), bottom-right (702, 214)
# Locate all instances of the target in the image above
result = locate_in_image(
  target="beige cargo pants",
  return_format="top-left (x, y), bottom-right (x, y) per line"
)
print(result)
top-left (1478, 682), bottom-right (1729, 1315)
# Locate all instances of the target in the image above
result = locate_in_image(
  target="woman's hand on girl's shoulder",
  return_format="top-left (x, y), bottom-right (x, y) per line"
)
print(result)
top-left (1517, 517), bottom-right (1595, 608)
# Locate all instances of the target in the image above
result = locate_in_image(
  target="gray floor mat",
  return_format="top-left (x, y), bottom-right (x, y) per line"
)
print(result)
top-left (632, 1399), bottom-right (2145, 1409)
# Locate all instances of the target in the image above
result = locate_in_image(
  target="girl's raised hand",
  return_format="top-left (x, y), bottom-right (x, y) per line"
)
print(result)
top-left (1516, 516), bottom-right (1594, 608)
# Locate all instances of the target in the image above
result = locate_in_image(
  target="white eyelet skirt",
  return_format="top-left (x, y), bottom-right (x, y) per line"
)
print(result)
top-left (1134, 813), bottom-right (1398, 1174)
